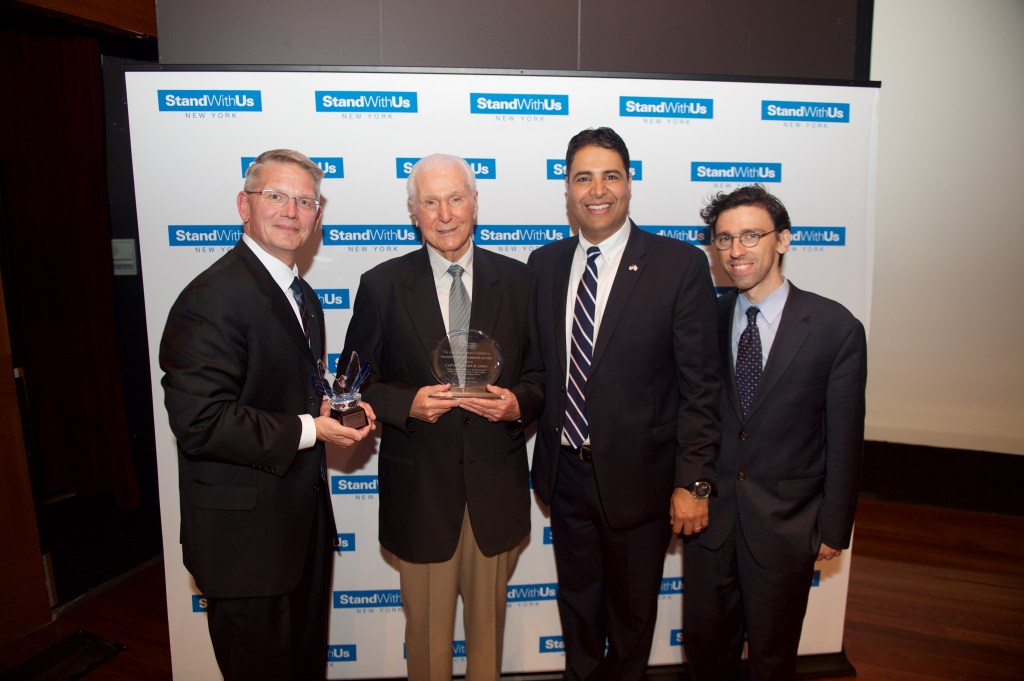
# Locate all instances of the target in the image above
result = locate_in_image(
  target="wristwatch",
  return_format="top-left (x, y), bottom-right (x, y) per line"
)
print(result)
top-left (686, 480), bottom-right (714, 500)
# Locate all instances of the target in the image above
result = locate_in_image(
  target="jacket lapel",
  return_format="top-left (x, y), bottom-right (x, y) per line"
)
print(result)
top-left (591, 222), bottom-right (645, 373)
top-left (470, 246), bottom-right (501, 336)
top-left (744, 284), bottom-right (811, 420)
top-left (720, 292), bottom-right (744, 421)
top-left (403, 246), bottom-right (447, 361)
top-left (551, 239), bottom-right (576, 380)
top-left (236, 243), bottom-right (316, 365)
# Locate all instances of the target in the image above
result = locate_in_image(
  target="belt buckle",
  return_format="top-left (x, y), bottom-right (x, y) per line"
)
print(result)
top-left (565, 444), bottom-right (592, 462)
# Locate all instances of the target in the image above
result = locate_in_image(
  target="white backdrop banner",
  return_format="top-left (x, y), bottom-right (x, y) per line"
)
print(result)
top-left (125, 68), bottom-right (878, 679)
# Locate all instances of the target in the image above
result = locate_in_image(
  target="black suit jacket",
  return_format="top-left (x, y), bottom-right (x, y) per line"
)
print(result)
top-left (528, 222), bottom-right (721, 529)
top-left (342, 245), bottom-right (544, 563)
top-left (160, 241), bottom-right (330, 598)
top-left (695, 283), bottom-right (867, 571)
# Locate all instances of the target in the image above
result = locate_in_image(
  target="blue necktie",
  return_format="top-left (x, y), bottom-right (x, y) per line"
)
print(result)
top-left (736, 306), bottom-right (762, 416)
top-left (289, 276), bottom-right (309, 338)
top-left (564, 246), bottom-right (600, 448)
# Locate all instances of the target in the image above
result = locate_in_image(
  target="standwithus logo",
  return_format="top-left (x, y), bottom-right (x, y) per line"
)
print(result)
top-left (168, 225), bottom-right (241, 246)
top-left (332, 475), bottom-right (378, 496)
top-left (323, 225), bottom-right (421, 246)
top-left (790, 226), bottom-right (846, 246)
top-left (158, 90), bottom-right (261, 112)
top-left (396, 157), bottom-right (497, 179)
top-left (336, 533), bottom-right (355, 552)
top-left (315, 91), bottom-right (417, 113)
top-left (475, 225), bottom-right (568, 245)
top-left (547, 159), bottom-right (644, 181)
top-left (671, 629), bottom-right (684, 646)
top-left (470, 93), bottom-right (569, 115)
top-left (691, 162), bottom-right (782, 183)
top-left (619, 96), bottom-right (713, 119)
top-left (762, 100), bottom-right (850, 123)
top-left (539, 636), bottom-right (565, 653)
top-left (241, 156), bottom-right (344, 179)
top-left (660, 577), bottom-right (684, 596)
top-left (327, 645), bottom-right (357, 662)
top-left (191, 595), bottom-right (208, 612)
top-left (316, 289), bottom-right (350, 309)
top-left (401, 641), bottom-right (467, 660)
top-left (639, 225), bottom-right (710, 246)
top-left (334, 588), bottom-right (402, 610)
top-left (507, 582), bottom-right (558, 604)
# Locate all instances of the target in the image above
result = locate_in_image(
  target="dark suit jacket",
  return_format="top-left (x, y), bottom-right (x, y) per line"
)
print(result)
top-left (342, 245), bottom-right (544, 563)
top-left (527, 222), bottom-right (721, 529)
top-left (160, 241), bottom-right (330, 598)
top-left (695, 283), bottom-right (867, 571)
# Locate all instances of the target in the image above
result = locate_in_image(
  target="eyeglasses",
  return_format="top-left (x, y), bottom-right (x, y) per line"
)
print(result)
top-left (711, 229), bottom-right (780, 251)
top-left (246, 189), bottom-right (320, 212)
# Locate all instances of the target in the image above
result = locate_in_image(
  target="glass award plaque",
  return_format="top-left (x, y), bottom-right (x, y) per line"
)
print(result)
top-left (312, 352), bottom-right (371, 428)
top-left (430, 329), bottom-right (503, 398)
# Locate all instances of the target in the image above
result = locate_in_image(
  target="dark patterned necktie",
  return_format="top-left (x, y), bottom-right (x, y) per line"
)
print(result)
top-left (289, 276), bottom-right (309, 338)
top-left (736, 305), bottom-right (762, 416)
top-left (564, 246), bottom-right (600, 448)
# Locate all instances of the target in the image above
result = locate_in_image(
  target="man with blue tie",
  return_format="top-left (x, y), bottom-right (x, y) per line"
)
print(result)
top-left (528, 127), bottom-right (721, 680)
top-left (684, 185), bottom-right (867, 681)
top-left (161, 149), bottom-right (375, 681)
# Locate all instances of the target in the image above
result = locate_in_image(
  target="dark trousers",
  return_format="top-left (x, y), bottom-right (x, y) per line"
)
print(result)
top-left (551, 448), bottom-right (672, 681)
top-left (206, 493), bottom-right (334, 681)
top-left (683, 523), bottom-right (815, 681)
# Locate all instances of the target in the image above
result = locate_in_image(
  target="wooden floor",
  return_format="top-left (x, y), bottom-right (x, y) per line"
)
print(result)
top-left (0, 498), bottom-right (1021, 680)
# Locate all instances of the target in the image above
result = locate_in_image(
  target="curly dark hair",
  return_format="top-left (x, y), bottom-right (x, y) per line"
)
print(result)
top-left (700, 184), bottom-right (791, 235)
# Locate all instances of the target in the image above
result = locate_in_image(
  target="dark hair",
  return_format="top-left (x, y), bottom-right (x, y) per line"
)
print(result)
top-left (565, 127), bottom-right (630, 175)
top-left (700, 184), bottom-right (792, 235)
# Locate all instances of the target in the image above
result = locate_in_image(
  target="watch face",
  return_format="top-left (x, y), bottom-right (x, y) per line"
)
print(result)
top-left (692, 481), bottom-right (712, 499)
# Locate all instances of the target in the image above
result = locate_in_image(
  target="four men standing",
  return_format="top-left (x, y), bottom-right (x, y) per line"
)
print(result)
top-left (163, 137), bottom-right (865, 679)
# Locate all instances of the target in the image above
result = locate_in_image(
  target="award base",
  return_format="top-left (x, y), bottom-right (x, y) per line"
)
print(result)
top-left (436, 388), bottom-right (503, 399)
top-left (331, 405), bottom-right (369, 429)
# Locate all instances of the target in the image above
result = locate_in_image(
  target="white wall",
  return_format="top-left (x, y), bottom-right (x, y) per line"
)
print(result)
top-left (868, 0), bottom-right (1024, 455)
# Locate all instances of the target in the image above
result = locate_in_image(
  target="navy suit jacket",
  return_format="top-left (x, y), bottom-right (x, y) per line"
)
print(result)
top-left (343, 245), bottom-right (544, 563)
top-left (695, 283), bottom-right (867, 571)
top-left (161, 241), bottom-right (331, 598)
top-left (528, 222), bottom-right (721, 529)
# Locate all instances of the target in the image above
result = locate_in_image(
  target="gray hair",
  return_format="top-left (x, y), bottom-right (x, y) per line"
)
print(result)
top-left (244, 149), bottom-right (325, 196)
top-left (406, 154), bottom-right (477, 208)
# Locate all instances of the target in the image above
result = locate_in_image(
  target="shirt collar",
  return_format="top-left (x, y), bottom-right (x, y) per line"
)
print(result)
top-left (427, 239), bottom-right (475, 282)
top-left (242, 233), bottom-right (298, 290)
top-left (739, 277), bottom-right (789, 326)
top-left (578, 219), bottom-right (630, 261)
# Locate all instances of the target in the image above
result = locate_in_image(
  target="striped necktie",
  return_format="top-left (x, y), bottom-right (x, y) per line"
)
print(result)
top-left (563, 246), bottom-right (600, 448)
top-left (447, 264), bottom-right (471, 384)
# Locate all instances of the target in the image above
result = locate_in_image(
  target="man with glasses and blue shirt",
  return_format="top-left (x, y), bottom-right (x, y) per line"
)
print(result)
top-left (161, 149), bottom-right (375, 681)
top-left (683, 184), bottom-right (867, 681)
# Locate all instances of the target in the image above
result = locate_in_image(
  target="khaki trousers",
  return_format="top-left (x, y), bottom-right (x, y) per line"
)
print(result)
top-left (398, 506), bottom-right (520, 681)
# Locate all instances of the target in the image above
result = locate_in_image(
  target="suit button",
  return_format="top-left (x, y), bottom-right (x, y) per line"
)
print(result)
top-left (307, 396), bottom-right (316, 407)
top-left (313, 483), bottom-right (322, 493)
top-left (462, 416), bottom-right (471, 425)
top-left (737, 472), bottom-right (746, 481)
top-left (458, 460), bottom-right (464, 467)
top-left (738, 431), bottom-right (750, 441)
